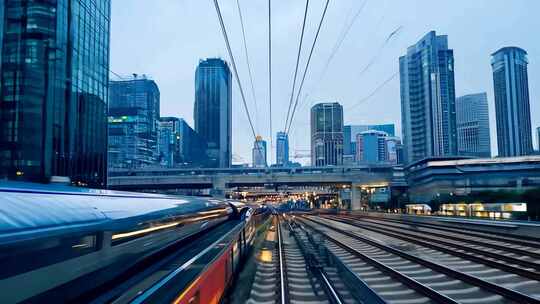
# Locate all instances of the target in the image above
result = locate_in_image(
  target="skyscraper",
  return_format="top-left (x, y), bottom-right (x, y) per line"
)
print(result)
top-left (108, 76), bottom-right (160, 169)
top-left (356, 130), bottom-right (388, 164)
top-left (491, 47), bottom-right (533, 157)
top-left (311, 102), bottom-right (344, 167)
top-left (194, 58), bottom-right (232, 168)
top-left (0, 0), bottom-right (110, 186)
top-left (276, 131), bottom-right (290, 166)
top-left (399, 31), bottom-right (457, 164)
top-left (158, 117), bottom-right (182, 167)
top-left (344, 124), bottom-right (396, 161)
top-left (456, 93), bottom-right (491, 158)
top-left (252, 136), bottom-right (267, 168)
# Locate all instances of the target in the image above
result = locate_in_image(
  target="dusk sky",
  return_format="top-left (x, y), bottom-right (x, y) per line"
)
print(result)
top-left (110, 0), bottom-right (540, 164)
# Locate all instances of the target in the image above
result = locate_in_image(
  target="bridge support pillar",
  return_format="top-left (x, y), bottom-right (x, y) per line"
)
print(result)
top-left (351, 184), bottom-right (362, 210)
top-left (211, 177), bottom-right (227, 198)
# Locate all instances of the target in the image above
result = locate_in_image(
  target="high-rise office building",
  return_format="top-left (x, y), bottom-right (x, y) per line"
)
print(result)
top-left (344, 124), bottom-right (395, 161)
top-left (399, 31), bottom-right (457, 163)
top-left (194, 58), bottom-right (232, 168)
top-left (158, 117), bottom-right (182, 167)
top-left (152, 117), bottom-right (210, 168)
top-left (108, 76), bottom-right (160, 169)
top-left (0, 0), bottom-right (110, 186)
top-left (311, 102), bottom-right (344, 167)
top-left (276, 131), bottom-right (290, 166)
top-left (252, 136), bottom-right (267, 168)
top-left (491, 47), bottom-right (533, 157)
top-left (456, 93), bottom-right (491, 158)
top-left (177, 119), bottom-right (209, 167)
top-left (356, 130), bottom-right (388, 164)
top-left (386, 136), bottom-right (402, 165)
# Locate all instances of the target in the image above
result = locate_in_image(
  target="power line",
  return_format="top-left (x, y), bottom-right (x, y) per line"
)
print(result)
top-left (284, 0), bottom-right (310, 132)
top-left (347, 72), bottom-right (398, 111)
top-left (316, 0), bottom-right (368, 87)
top-left (286, 0), bottom-right (330, 135)
top-left (268, 0), bottom-right (273, 164)
top-left (357, 25), bottom-right (403, 78)
top-left (212, 0), bottom-right (257, 139)
top-left (236, 0), bottom-right (259, 134)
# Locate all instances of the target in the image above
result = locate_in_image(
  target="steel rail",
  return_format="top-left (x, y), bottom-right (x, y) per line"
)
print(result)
top-left (285, 219), bottom-right (344, 304)
top-left (336, 214), bottom-right (540, 261)
top-left (299, 218), bottom-right (458, 304)
top-left (303, 216), bottom-right (540, 304)
top-left (276, 215), bottom-right (288, 304)
top-left (352, 213), bottom-right (540, 247)
top-left (326, 215), bottom-right (540, 280)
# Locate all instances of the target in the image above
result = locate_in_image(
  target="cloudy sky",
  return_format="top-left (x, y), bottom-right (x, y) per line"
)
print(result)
top-left (111, 0), bottom-right (540, 164)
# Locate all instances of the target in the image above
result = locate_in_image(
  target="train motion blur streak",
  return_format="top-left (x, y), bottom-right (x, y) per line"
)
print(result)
top-left (0, 182), bottom-right (267, 303)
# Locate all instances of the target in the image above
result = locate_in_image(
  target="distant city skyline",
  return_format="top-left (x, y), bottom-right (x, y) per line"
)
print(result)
top-left (110, 1), bottom-right (540, 163)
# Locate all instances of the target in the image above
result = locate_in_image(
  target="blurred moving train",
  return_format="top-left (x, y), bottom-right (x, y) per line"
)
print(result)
top-left (0, 182), bottom-right (269, 303)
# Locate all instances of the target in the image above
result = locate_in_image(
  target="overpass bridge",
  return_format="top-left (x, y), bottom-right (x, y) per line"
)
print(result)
top-left (108, 165), bottom-right (407, 209)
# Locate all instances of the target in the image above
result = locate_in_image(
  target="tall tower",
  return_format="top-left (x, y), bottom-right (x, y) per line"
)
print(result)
top-left (491, 47), bottom-right (533, 157)
top-left (456, 93), bottom-right (491, 158)
top-left (276, 131), bottom-right (289, 166)
top-left (311, 102), bottom-right (344, 167)
top-left (194, 58), bottom-right (232, 168)
top-left (0, 0), bottom-right (111, 187)
top-left (252, 136), bottom-right (267, 168)
top-left (399, 31), bottom-right (457, 164)
top-left (108, 76), bottom-right (160, 169)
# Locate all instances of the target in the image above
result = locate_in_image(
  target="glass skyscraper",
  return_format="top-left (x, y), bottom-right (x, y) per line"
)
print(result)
top-left (399, 31), bottom-right (457, 164)
top-left (491, 47), bottom-right (533, 157)
top-left (311, 102), bottom-right (344, 167)
top-left (356, 130), bottom-right (388, 164)
top-left (276, 131), bottom-right (290, 166)
top-left (0, 0), bottom-right (110, 187)
top-left (252, 136), bottom-right (267, 168)
top-left (194, 58), bottom-right (232, 168)
top-left (108, 76), bottom-right (160, 169)
top-left (343, 124), bottom-right (396, 161)
top-left (456, 93), bottom-right (491, 158)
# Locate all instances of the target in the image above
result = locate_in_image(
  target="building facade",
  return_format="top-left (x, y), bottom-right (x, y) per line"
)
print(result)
top-left (108, 76), bottom-right (160, 169)
top-left (311, 102), bottom-right (344, 167)
top-left (344, 124), bottom-right (395, 161)
top-left (356, 130), bottom-right (388, 164)
top-left (194, 58), bottom-right (232, 168)
top-left (491, 47), bottom-right (533, 157)
top-left (537, 127), bottom-right (540, 152)
top-left (456, 93), bottom-right (491, 158)
top-left (276, 131), bottom-right (290, 166)
top-left (252, 136), bottom-right (267, 168)
top-left (399, 31), bottom-right (457, 164)
top-left (158, 117), bottom-right (182, 167)
top-left (0, 0), bottom-right (110, 187)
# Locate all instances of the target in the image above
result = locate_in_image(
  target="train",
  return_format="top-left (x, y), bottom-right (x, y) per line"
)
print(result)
top-left (0, 182), bottom-right (269, 303)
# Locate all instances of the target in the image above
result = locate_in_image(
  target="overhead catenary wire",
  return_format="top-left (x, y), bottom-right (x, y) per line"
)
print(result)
top-left (316, 0), bottom-right (368, 87)
top-left (347, 72), bottom-right (398, 111)
top-left (236, 0), bottom-right (260, 135)
top-left (286, 0), bottom-right (330, 135)
top-left (284, 0), bottom-right (311, 132)
top-left (212, 0), bottom-right (257, 139)
top-left (357, 25), bottom-right (403, 78)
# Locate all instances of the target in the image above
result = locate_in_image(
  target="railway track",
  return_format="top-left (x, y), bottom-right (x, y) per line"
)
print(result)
top-left (340, 213), bottom-right (540, 250)
top-left (327, 215), bottom-right (540, 272)
top-left (298, 215), bottom-right (540, 304)
top-left (247, 215), bottom-right (356, 303)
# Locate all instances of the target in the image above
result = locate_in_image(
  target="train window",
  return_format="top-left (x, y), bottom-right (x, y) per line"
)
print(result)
top-left (0, 233), bottom-right (99, 280)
